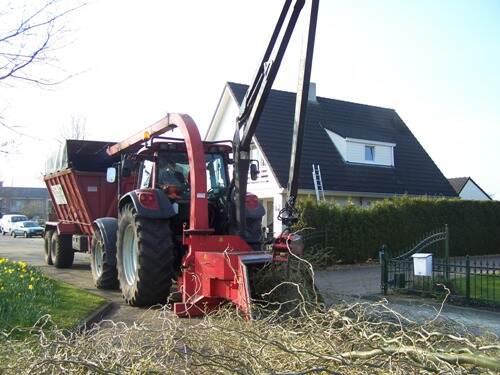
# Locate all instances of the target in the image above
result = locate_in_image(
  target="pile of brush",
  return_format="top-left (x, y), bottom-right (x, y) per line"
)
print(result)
top-left (1, 254), bottom-right (499, 374)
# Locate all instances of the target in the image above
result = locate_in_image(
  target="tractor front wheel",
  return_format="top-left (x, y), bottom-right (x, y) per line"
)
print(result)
top-left (51, 232), bottom-right (74, 268)
top-left (116, 204), bottom-right (174, 306)
top-left (91, 230), bottom-right (119, 289)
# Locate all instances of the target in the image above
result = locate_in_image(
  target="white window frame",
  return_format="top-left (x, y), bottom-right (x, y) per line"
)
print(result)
top-left (364, 145), bottom-right (375, 161)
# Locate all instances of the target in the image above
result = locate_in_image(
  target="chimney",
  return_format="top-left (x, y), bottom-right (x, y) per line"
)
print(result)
top-left (308, 82), bottom-right (318, 103)
top-left (0, 181), bottom-right (3, 188)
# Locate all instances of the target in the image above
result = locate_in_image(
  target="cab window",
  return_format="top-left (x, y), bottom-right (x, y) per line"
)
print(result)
top-left (139, 160), bottom-right (154, 188)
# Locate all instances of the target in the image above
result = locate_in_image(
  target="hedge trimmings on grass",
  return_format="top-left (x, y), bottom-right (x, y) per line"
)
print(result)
top-left (1, 253), bottom-right (499, 374)
top-left (1, 300), bottom-right (499, 374)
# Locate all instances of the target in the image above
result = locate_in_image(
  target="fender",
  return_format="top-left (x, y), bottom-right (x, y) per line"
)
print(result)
top-left (118, 189), bottom-right (176, 220)
top-left (93, 217), bottom-right (118, 266)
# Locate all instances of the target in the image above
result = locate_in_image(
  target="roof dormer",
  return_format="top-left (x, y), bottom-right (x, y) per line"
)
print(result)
top-left (325, 128), bottom-right (395, 167)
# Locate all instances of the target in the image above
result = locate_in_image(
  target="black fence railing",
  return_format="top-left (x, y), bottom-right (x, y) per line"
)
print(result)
top-left (381, 225), bottom-right (500, 307)
top-left (446, 256), bottom-right (500, 306)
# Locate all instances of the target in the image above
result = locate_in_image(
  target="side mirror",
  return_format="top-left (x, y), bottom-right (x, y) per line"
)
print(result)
top-left (106, 167), bottom-right (117, 183)
top-left (250, 162), bottom-right (260, 181)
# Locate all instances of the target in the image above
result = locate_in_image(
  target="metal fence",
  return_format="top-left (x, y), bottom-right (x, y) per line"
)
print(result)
top-left (380, 225), bottom-right (500, 307)
top-left (442, 256), bottom-right (500, 306)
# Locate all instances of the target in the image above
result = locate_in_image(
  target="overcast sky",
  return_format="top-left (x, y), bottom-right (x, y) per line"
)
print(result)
top-left (1, 0), bottom-right (499, 198)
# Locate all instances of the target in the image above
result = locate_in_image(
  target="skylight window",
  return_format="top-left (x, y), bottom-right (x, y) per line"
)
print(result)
top-left (365, 145), bottom-right (375, 161)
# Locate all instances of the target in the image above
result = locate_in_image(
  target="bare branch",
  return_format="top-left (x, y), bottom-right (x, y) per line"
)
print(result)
top-left (59, 115), bottom-right (87, 141)
top-left (0, 0), bottom-right (86, 85)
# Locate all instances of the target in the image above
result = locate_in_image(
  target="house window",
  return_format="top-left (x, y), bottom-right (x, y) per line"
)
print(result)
top-left (365, 145), bottom-right (375, 161)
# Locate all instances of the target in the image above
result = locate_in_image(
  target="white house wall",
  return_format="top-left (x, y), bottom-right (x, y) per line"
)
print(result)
top-left (209, 89), bottom-right (239, 141)
top-left (205, 86), bottom-right (283, 235)
top-left (459, 180), bottom-right (491, 201)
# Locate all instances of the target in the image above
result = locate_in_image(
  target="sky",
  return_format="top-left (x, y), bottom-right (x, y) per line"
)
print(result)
top-left (0, 0), bottom-right (499, 197)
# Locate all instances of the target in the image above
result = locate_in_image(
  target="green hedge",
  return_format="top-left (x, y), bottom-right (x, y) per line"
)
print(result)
top-left (296, 196), bottom-right (500, 266)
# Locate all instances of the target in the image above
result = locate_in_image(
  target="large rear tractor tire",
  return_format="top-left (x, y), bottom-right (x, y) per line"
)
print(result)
top-left (91, 230), bottom-right (119, 289)
top-left (116, 204), bottom-right (174, 306)
top-left (44, 230), bottom-right (54, 265)
top-left (51, 232), bottom-right (74, 268)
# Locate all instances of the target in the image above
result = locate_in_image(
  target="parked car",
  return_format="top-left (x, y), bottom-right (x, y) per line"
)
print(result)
top-left (11, 221), bottom-right (44, 238)
top-left (0, 214), bottom-right (29, 235)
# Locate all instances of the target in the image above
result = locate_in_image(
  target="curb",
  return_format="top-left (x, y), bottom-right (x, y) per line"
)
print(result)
top-left (77, 301), bottom-right (115, 332)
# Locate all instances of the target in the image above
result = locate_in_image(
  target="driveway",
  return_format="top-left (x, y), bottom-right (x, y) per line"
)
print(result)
top-left (313, 262), bottom-right (500, 336)
top-left (314, 263), bottom-right (381, 298)
top-left (0, 235), bottom-right (166, 324)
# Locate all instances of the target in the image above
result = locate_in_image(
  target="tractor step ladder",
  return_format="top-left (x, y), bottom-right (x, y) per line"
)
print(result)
top-left (312, 164), bottom-right (325, 202)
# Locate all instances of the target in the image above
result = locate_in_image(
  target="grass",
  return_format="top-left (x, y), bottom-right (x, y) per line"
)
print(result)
top-left (0, 258), bottom-right (106, 336)
top-left (452, 274), bottom-right (500, 303)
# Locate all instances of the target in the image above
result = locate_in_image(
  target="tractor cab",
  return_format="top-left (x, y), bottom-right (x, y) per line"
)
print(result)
top-left (121, 137), bottom-right (234, 237)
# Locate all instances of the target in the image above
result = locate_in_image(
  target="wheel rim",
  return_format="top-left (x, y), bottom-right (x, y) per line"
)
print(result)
top-left (122, 224), bottom-right (138, 286)
top-left (93, 240), bottom-right (104, 277)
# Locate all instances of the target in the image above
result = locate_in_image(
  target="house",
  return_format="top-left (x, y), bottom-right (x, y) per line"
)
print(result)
top-left (0, 182), bottom-right (51, 219)
top-left (447, 177), bottom-right (492, 201)
top-left (205, 82), bottom-right (457, 235)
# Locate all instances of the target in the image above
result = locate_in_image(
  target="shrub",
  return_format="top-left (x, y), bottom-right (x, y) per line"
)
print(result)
top-left (296, 196), bottom-right (500, 266)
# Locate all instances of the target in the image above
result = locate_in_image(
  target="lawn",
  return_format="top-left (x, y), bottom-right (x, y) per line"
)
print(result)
top-left (452, 274), bottom-right (500, 303)
top-left (0, 258), bottom-right (106, 335)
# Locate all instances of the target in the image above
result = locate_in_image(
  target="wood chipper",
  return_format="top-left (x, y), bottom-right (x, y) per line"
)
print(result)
top-left (43, 0), bottom-right (319, 318)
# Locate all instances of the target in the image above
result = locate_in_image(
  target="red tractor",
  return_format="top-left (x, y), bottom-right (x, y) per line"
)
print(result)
top-left (44, 0), bottom-right (318, 318)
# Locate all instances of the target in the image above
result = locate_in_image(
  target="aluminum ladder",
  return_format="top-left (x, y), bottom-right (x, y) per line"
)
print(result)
top-left (312, 164), bottom-right (325, 202)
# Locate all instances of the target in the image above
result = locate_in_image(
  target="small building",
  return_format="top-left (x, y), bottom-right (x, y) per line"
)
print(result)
top-left (206, 82), bottom-right (457, 235)
top-left (0, 182), bottom-right (51, 219)
top-left (447, 177), bottom-right (492, 201)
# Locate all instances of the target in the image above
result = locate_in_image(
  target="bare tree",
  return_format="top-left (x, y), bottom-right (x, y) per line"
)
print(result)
top-left (0, 0), bottom-right (85, 86)
top-left (59, 115), bottom-right (87, 141)
top-left (0, 0), bottom-right (85, 153)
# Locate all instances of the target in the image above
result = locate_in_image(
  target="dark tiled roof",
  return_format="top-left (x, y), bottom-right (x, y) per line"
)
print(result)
top-left (447, 177), bottom-right (469, 194)
top-left (227, 82), bottom-right (457, 197)
top-left (0, 187), bottom-right (49, 199)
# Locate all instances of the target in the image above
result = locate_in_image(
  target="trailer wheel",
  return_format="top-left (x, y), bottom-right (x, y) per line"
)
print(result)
top-left (44, 230), bottom-right (54, 265)
top-left (91, 230), bottom-right (119, 289)
top-left (116, 204), bottom-right (174, 306)
top-left (51, 232), bottom-right (74, 268)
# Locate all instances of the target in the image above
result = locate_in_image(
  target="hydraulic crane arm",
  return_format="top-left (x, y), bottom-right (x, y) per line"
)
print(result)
top-left (233, 0), bottom-right (319, 236)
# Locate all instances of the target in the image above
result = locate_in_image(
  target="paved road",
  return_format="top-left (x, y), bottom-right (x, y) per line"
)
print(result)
top-left (0, 235), bottom-right (164, 324)
top-left (314, 264), bottom-right (381, 298)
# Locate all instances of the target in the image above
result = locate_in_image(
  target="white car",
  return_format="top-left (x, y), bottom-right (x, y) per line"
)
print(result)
top-left (0, 214), bottom-right (29, 235)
